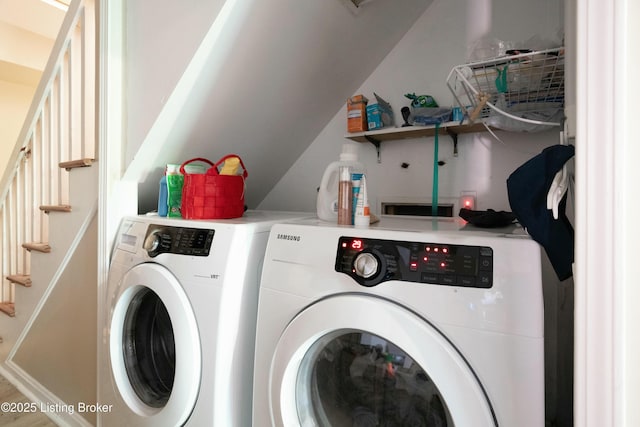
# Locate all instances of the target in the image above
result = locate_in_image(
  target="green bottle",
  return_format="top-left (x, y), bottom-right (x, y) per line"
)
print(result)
top-left (166, 164), bottom-right (183, 218)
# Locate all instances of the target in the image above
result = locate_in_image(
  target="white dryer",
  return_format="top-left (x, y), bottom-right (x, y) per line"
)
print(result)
top-left (98, 210), bottom-right (311, 427)
top-left (253, 217), bottom-right (545, 427)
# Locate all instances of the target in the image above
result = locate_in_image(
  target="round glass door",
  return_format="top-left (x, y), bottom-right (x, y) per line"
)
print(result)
top-left (109, 263), bottom-right (201, 425)
top-left (122, 287), bottom-right (175, 407)
top-left (270, 295), bottom-right (496, 427)
top-left (297, 331), bottom-right (452, 426)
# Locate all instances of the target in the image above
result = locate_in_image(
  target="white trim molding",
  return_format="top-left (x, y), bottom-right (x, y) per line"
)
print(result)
top-left (575, 0), bottom-right (640, 425)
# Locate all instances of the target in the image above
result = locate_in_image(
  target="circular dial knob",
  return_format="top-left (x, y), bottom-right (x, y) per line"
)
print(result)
top-left (143, 232), bottom-right (161, 252)
top-left (143, 230), bottom-right (171, 256)
top-left (353, 252), bottom-right (379, 279)
top-left (351, 249), bottom-right (387, 287)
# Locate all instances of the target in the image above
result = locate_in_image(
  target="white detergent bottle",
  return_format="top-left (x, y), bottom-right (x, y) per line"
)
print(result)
top-left (317, 142), bottom-right (365, 222)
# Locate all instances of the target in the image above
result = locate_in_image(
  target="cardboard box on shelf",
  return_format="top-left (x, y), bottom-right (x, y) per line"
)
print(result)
top-left (366, 93), bottom-right (394, 130)
top-left (347, 95), bottom-right (368, 133)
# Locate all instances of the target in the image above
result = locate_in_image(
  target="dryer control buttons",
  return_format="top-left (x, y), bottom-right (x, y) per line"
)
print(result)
top-left (144, 225), bottom-right (215, 257)
top-left (336, 236), bottom-right (493, 288)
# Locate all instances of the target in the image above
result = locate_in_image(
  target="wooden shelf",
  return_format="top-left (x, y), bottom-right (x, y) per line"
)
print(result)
top-left (345, 120), bottom-right (490, 143)
top-left (345, 120), bottom-right (493, 162)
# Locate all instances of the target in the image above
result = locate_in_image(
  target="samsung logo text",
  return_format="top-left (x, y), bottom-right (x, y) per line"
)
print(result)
top-left (276, 234), bottom-right (301, 242)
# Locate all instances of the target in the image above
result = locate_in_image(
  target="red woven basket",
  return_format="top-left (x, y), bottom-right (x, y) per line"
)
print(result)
top-left (179, 155), bottom-right (248, 219)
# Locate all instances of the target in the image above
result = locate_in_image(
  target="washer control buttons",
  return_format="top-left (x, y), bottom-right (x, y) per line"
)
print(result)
top-left (144, 225), bottom-right (215, 257)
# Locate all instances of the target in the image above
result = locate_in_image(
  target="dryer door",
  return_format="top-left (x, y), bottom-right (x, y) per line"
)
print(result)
top-left (270, 294), bottom-right (497, 427)
top-left (109, 263), bottom-right (201, 426)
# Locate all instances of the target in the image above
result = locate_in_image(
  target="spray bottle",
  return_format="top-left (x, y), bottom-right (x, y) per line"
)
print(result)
top-left (337, 166), bottom-right (353, 225)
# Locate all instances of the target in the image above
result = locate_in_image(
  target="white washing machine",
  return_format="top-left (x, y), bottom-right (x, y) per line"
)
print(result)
top-left (98, 210), bottom-right (311, 427)
top-left (253, 217), bottom-right (545, 427)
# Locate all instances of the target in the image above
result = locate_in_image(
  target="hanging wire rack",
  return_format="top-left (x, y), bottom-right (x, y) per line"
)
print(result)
top-left (446, 47), bottom-right (565, 132)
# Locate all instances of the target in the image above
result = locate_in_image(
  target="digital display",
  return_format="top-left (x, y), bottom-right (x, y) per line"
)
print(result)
top-left (186, 229), bottom-right (213, 249)
top-left (342, 239), bottom-right (364, 250)
top-left (174, 228), bottom-right (215, 255)
top-left (145, 225), bottom-right (215, 257)
top-left (336, 236), bottom-right (493, 288)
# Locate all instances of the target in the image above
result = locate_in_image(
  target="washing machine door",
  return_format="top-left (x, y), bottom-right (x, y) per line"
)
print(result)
top-left (109, 263), bottom-right (201, 426)
top-left (270, 294), bottom-right (497, 427)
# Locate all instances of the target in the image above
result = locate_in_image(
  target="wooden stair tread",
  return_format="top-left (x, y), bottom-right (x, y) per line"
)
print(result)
top-left (0, 302), bottom-right (15, 317)
top-left (39, 204), bottom-right (72, 213)
top-left (7, 275), bottom-right (31, 287)
top-left (59, 158), bottom-right (93, 170)
top-left (22, 242), bottom-right (51, 253)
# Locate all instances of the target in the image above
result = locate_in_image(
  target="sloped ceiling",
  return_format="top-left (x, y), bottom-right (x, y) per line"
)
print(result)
top-left (0, 0), bottom-right (64, 83)
top-left (126, 0), bottom-right (434, 213)
top-left (0, 0), bottom-right (65, 39)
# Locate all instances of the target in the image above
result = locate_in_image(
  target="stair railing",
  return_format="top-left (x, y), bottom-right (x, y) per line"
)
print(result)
top-left (0, 0), bottom-right (95, 316)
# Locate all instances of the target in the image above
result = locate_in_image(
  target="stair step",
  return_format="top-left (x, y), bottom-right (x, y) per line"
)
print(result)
top-left (39, 205), bottom-right (72, 213)
top-left (7, 275), bottom-right (31, 287)
top-left (59, 158), bottom-right (93, 170)
top-left (0, 303), bottom-right (15, 317)
top-left (22, 242), bottom-right (51, 253)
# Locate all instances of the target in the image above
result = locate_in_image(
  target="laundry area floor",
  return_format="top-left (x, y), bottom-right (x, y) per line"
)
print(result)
top-left (0, 375), bottom-right (57, 427)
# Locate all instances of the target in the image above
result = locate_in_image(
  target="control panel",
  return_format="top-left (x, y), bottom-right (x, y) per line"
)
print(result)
top-left (335, 236), bottom-right (493, 288)
top-left (143, 225), bottom-right (215, 257)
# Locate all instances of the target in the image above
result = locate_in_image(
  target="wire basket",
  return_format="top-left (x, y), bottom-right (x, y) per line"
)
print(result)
top-left (446, 47), bottom-right (565, 131)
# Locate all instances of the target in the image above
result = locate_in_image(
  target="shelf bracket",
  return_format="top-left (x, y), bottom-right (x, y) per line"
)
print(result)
top-left (446, 129), bottom-right (459, 157)
top-left (364, 135), bottom-right (382, 163)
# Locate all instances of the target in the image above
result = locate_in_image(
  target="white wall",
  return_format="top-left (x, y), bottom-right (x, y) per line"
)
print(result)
top-left (259, 0), bottom-right (565, 214)
top-left (0, 80), bottom-right (36, 174)
top-left (0, 21), bottom-right (56, 71)
top-left (0, 1), bottom-right (60, 180)
top-left (125, 0), bottom-right (228, 164)
top-left (12, 215), bottom-right (97, 426)
top-left (124, 0), bottom-right (433, 213)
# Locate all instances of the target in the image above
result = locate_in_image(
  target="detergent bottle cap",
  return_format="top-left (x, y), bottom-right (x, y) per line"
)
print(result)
top-left (339, 142), bottom-right (359, 162)
top-left (166, 164), bottom-right (181, 174)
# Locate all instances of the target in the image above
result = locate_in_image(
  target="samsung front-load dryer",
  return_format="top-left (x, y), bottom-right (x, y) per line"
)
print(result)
top-left (98, 211), bottom-right (310, 427)
top-left (253, 217), bottom-right (545, 427)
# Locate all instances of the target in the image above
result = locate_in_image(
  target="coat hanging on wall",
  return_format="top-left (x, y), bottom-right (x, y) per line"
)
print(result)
top-left (507, 144), bottom-right (575, 281)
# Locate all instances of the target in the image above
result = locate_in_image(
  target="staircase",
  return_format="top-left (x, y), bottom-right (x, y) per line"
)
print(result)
top-left (0, 0), bottom-right (95, 336)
